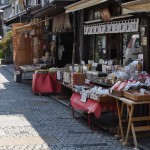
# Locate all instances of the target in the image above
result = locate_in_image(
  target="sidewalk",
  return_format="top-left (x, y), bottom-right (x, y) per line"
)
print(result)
top-left (1, 64), bottom-right (150, 150)
top-left (2, 64), bottom-right (14, 74)
top-left (0, 65), bottom-right (134, 150)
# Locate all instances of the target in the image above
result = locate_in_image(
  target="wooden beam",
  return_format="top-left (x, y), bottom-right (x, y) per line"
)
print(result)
top-left (132, 116), bottom-right (150, 122)
top-left (135, 126), bottom-right (150, 132)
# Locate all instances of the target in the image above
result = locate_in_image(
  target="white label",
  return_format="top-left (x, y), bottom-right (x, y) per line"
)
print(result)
top-left (81, 93), bottom-right (87, 103)
top-left (85, 79), bottom-right (90, 84)
top-left (90, 93), bottom-right (98, 100)
top-left (15, 71), bottom-right (20, 75)
top-left (88, 60), bottom-right (94, 64)
top-left (57, 71), bottom-right (60, 80)
top-left (110, 88), bottom-right (113, 93)
top-left (81, 60), bottom-right (85, 65)
top-left (140, 88), bottom-right (145, 95)
top-left (92, 63), bottom-right (98, 67)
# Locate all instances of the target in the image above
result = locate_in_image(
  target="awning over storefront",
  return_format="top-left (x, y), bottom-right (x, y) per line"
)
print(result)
top-left (65, 0), bottom-right (108, 13)
top-left (15, 23), bottom-right (33, 33)
top-left (4, 11), bottom-right (27, 26)
top-left (14, 12), bottom-right (66, 33)
top-left (31, 1), bottom-right (74, 18)
top-left (122, 0), bottom-right (150, 11)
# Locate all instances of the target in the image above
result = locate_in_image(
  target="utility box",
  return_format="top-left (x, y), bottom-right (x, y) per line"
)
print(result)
top-left (14, 70), bottom-right (22, 83)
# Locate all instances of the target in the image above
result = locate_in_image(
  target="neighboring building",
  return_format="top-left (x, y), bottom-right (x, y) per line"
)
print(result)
top-left (1, 5), bottom-right (11, 36)
top-left (4, 0), bottom-right (78, 66)
top-left (0, 0), bottom-right (9, 5)
top-left (0, 0), bottom-right (9, 37)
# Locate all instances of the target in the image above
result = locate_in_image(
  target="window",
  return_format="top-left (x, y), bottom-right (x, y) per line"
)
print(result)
top-left (36, 0), bottom-right (41, 4)
top-left (16, 4), bottom-right (19, 14)
top-left (134, 38), bottom-right (139, 48)
top-left (26, 0), bottom-right (34, 6)
top-left (123, 33), bottom-right (141, 65)
top-left (95, 35), bottom-right (106, 62)
top-left (0, 0), bottom-right (9, 5)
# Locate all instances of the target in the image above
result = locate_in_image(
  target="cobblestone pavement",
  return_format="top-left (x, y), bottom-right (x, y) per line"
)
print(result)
top-left (0, 66), bottom-right (134, 150)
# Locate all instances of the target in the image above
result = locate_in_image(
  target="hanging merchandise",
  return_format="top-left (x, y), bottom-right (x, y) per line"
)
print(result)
top-left (100, 8), bottom-right (111, 21)
top-left (52, 14), bottom-right (72, 33)
top-left (64, 14), bottom-right (72, 30)
top-left (84, 19), bottom-right (139, 35)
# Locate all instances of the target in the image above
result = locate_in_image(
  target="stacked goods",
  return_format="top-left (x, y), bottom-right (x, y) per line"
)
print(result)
top-left (57, 70), bottom-right (64, 82)
top-left (71, 73), bottom-right (86, 87)
top-left (63, 72), bottom-right (71, 84)
top-left (86, 71), bottom-right (99, 81)
top-left (89, 86), bottom-right (109, 101)
top-left (57, 68), bottom-right (66, 82)
top-left (110, 80), bottom-right (132, 97)
top-left (110, 81), bottom-right (124, 97)
top-left (110, 77), bottom-right (150, 100)
top-left (123, 78), bottom-right (150, 101)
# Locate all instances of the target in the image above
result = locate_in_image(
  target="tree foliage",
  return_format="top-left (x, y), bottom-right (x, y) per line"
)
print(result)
top-left (0, 31), bottom-right (13, 51)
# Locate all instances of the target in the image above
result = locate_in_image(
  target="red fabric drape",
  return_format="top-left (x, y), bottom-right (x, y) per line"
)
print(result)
top-left (32, 72), bottom-right (61, 94)
top-left (70, 92), bottom-right (117, 118)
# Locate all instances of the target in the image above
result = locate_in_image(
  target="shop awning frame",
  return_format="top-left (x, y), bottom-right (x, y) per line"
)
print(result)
top-left (14, 23), bottom-right (33, 33)
top-left (14, 12), bottom-right (66, 33)
top-left (65, 0), bottom-right (108, 13)
top-left (121, 0), bottom-right (150, 11)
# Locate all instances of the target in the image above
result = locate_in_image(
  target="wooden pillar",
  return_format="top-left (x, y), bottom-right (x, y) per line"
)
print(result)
top-left (141, 18), bottom-right (150, 72)
top-left (79, 10), bottom-right (84, 61)
top-left (146, 20), bottom-right (150, 72)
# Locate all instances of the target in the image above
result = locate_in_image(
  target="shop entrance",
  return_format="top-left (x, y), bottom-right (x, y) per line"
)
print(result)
top-left (57, 32), bottom-right (74, 67)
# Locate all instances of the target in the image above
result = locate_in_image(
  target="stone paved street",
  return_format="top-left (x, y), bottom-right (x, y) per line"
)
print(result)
top-left (0, 66), bottom-right (134, 150)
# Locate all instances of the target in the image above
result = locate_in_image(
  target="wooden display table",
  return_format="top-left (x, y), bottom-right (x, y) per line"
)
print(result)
top-left (109, 94), bottom-right (150, 150)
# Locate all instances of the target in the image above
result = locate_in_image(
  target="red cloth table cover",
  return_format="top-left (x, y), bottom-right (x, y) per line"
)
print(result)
top-left (32, 72), bottom-right (61, 94)
top-left (70, 92), bottom-right (116, 118)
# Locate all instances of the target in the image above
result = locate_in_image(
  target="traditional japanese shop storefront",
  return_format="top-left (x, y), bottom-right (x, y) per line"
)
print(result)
top-left (121, 0), bottom-right (150, 72)
top-left (65, 0), bottom-right (150, 73)
top-left (83, 17), bottom-right (139, 65)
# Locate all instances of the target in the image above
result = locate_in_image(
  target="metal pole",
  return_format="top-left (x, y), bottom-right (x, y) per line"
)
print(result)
top-left (72, 12), bottom-right (76, 71)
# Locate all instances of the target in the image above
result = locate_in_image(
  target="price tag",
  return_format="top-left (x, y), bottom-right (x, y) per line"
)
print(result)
top-left (140, 88), bottom-right (145, 95)
top-left (74, 89), bottom-right (78, 93)
top-left (15, 71), bottom-right (20, 75)
top-left (92, 63), bottom-right (98, 67)
top-left (81, 93), bottom-right (87, 103)
top-left (81, 60), bottom-right (85, 65)
top-left (110, 88), bottom-right (113, 93)
top-left (112, 80), bottom-right (115, 84)
top-left (90, 93), bottom-right (98, 100)
top-left (88, 60), bottom-right (94, 64)
top-left (57, 71), bottom-right (60, 80)
top-left (85, 79), bottom-right (90, 84)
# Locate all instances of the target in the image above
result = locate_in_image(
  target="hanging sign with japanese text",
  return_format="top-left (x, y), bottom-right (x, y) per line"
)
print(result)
top-left (84, 19), bottom-right (139, 35)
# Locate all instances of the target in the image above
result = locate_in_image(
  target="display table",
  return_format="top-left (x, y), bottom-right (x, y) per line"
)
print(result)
top-left (19, 65), bottom-right (46, 82)
top-left (70, 92), bottom-right (116, 129)
top-left (32, 72), bottom-right (61, 94)
top-left (109, 94), bottom-right (150, 149)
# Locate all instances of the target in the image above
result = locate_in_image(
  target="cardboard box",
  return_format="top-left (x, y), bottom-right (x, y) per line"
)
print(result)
top-left (71, 73), bottom-right (86, 87)
top-left (124, 92), bottom-right (150, 101)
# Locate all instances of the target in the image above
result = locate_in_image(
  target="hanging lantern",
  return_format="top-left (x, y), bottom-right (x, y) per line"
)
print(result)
top-left (45, 16), bottom-right (49, 27)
